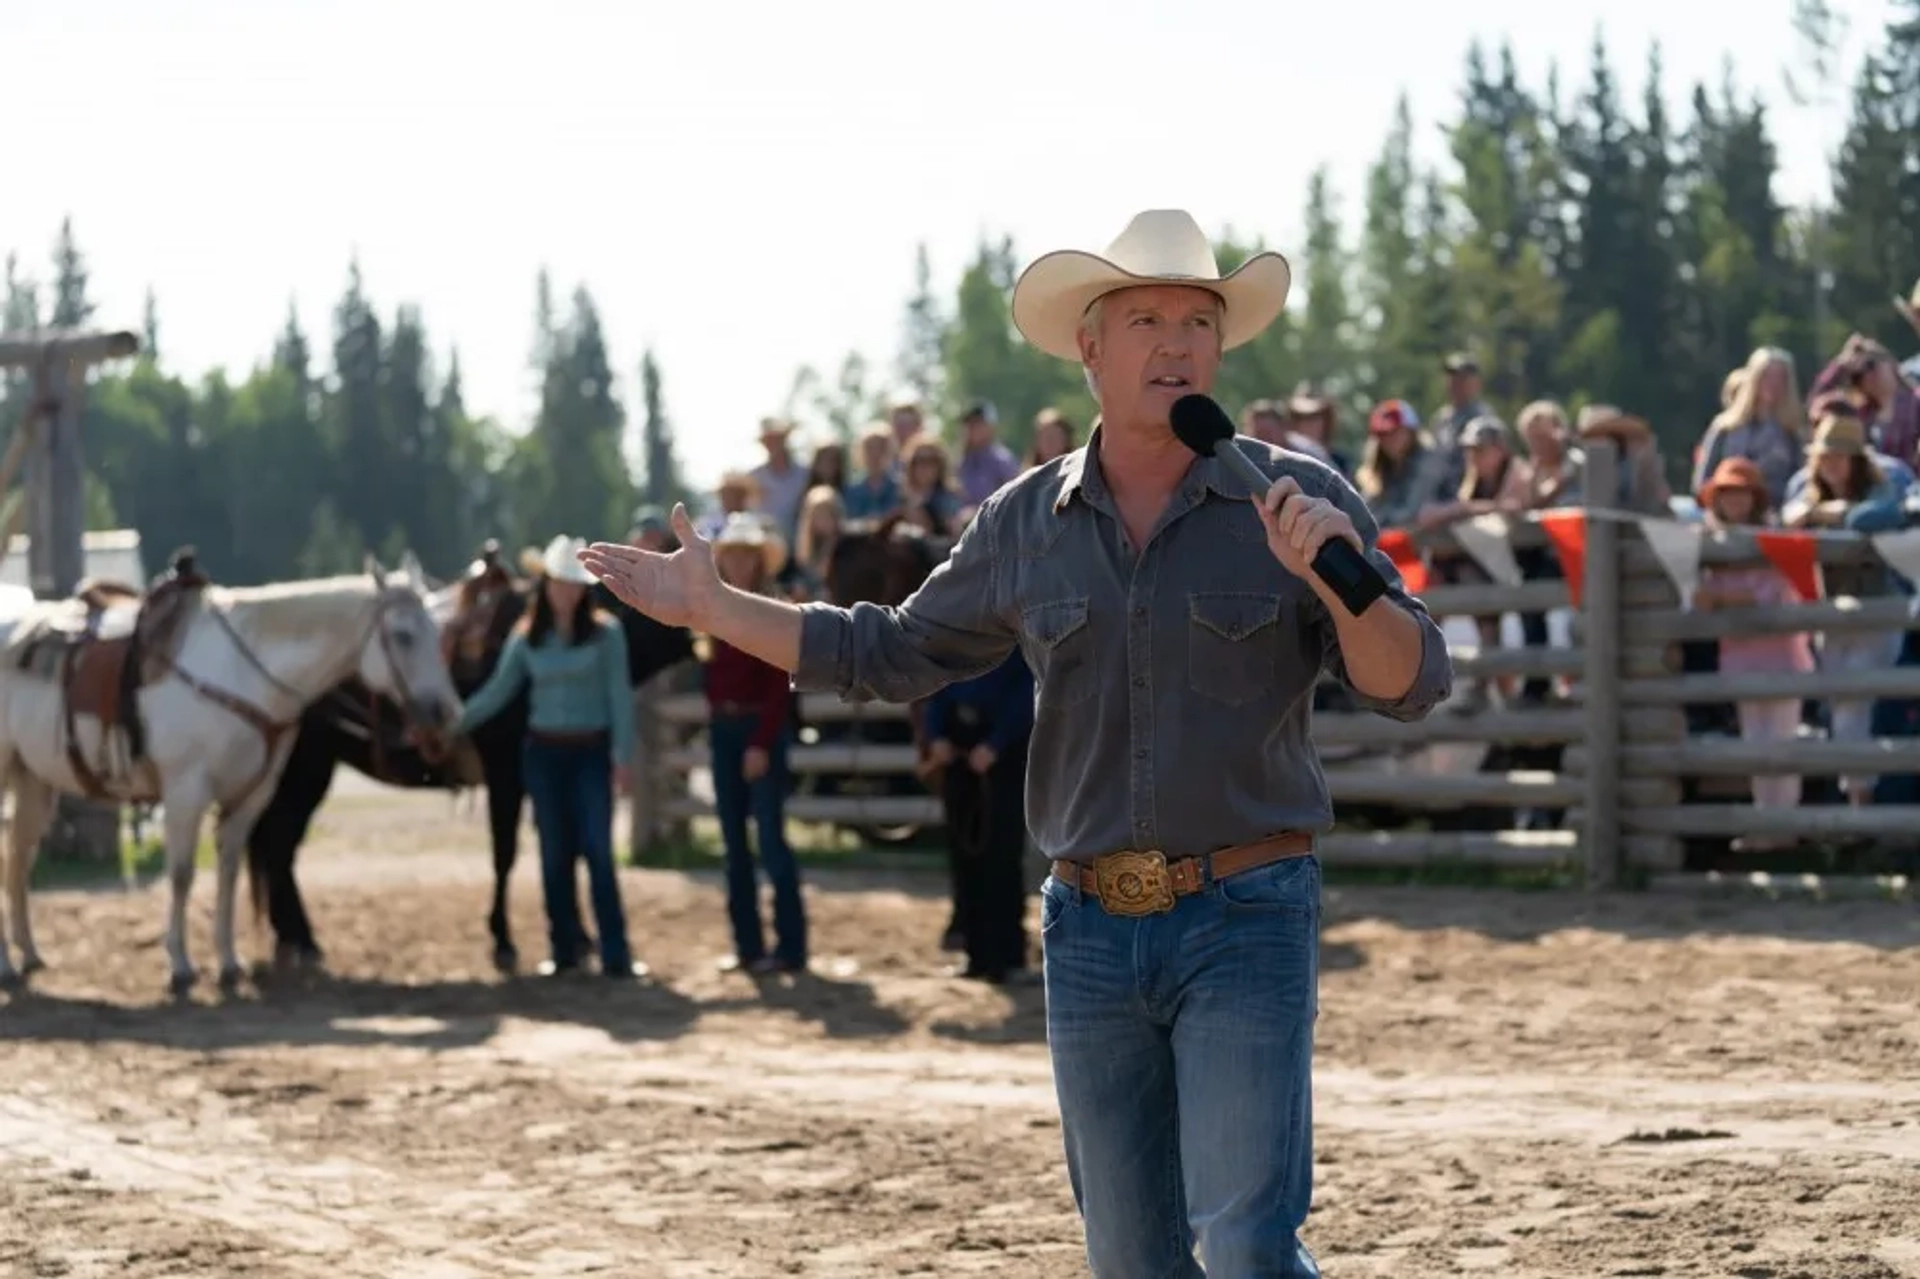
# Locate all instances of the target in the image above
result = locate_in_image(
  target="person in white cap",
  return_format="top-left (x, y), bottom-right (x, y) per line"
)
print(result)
top-left (580, 210), bottom-right (1451, 1276)
top-left (455, 534), bottom-right (645, 981)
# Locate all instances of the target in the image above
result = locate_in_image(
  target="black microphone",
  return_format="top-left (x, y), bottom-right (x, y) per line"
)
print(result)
top-left (1169, 393), bottom-right (1391, 617)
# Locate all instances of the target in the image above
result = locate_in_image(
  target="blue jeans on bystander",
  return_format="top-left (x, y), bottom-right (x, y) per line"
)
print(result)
top-left (708, 715), bottom-right (807, 967)
top-left (521, 735), bottom-right (633, 974)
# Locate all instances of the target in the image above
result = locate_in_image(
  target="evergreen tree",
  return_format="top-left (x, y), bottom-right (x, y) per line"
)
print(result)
top-left (50, 216), bottom-right (94, 329)
top-left (141, 288), bottom-right (160, 364)
top-left (896, 242), bottom-right (945, 408)
top-left (639, 348), bottom-right (689, 509)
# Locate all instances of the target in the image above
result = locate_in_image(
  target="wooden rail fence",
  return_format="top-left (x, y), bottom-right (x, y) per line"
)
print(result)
top-left (638, 441), bottom-right (1920, 886)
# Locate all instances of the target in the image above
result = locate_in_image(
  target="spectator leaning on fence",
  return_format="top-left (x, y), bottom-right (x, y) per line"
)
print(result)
top-left (1692, 346), bottom-right (1806, 510)
top-left (579, 206), bottom-right (1452, 1277)
top-left (846, 423), bottom-right (902, 519)
top-left (1355, 398), bottom-right (1445, 531)
top-left (1781, 412), bottom-right (1910, 808)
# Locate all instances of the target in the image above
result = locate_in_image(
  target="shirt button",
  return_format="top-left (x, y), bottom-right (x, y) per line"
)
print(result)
top-left (1134, 748), bottom-right (1147, 760)
top-left (1133, 675), bottom-right (1146, 687)
top-left (1133, 606), bottom-right (1148, 619)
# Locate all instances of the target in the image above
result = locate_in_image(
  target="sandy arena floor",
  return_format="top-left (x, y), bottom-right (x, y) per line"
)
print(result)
top-left (2, 785), bottom-right (1919, 1277)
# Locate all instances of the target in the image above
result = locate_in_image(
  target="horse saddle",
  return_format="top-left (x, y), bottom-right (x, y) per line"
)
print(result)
top-left (16, 557), bottom-right (212, 796)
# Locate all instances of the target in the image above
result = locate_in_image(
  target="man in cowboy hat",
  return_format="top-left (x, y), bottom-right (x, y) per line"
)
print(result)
top-left (580, 208), bottom-right (1452, 1277)
top-left (749, 416), bottom-right (810, 543)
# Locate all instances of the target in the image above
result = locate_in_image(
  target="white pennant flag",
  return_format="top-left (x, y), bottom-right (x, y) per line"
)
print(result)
top-left (1451, 513), bottom-right (1525, 587)
top-left (1871, 527), bottom-right (1920, 588)
top-left (1639, 517), bottom-right (1704, 607)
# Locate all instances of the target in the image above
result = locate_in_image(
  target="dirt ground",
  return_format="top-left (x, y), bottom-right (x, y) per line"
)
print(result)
top-left (2, 788), bottom-right (1919, 1278)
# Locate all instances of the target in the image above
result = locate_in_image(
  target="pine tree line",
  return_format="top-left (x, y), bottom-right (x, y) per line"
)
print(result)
top-left (0, 235), bottom-right (693, 585)
top-left (5, 8), bottom-right (1919, 584)
top-left (817, 11), bottom-right (1920, 473)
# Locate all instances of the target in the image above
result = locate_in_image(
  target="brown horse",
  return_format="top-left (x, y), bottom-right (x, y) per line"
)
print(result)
top-left (804, 513), bottom-right (949, 846)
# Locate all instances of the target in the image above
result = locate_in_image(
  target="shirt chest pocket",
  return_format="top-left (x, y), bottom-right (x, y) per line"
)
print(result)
top-left (1187, 591), bottom-right (1286, 706)
top-left (1019, 596), bottom-right (1096, 711)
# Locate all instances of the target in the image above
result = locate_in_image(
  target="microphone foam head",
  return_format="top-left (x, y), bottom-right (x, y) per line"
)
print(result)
top-left (1169, 394), bottom-right (1234, 458)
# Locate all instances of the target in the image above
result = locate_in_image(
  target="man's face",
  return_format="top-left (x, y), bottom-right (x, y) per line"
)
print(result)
top-left (963, 414), bottom-right (993, 448)
top-left (1448, 370), bottom-right (1481, 403)
top-left (1078, 284), bottom-right (1224, 432)
top-left (891, 408), bottom-right (922, 440)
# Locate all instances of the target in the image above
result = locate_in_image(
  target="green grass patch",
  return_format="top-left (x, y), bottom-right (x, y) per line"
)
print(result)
top-left (30, 828), bottom-right (217, 891)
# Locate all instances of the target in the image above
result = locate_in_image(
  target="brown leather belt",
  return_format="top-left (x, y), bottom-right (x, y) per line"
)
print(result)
top-left (1051, 831), bottom-right (1315, 917)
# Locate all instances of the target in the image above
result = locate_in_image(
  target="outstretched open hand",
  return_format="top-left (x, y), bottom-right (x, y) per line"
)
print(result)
top-left (578, 504), bottom-right (721, 629)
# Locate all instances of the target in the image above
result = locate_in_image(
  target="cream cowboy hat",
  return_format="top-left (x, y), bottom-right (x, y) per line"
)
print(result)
top-left (710, 512), bottom-right (787, 580)
top-left (538, 534), bottom-right (596, 585)
top-left (1010, 209), bottom-right (1293, 362)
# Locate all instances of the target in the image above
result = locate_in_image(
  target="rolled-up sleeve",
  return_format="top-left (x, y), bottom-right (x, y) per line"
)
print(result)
top-left (792, 499), bottom-right (1019, 704)
top-left (1310, 471), bottom-right (1454, 722)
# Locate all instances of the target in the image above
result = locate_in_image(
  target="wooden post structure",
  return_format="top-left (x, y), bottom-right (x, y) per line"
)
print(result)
top-left (0, 327), bottom-right (141, 861)
top-left (1580, 439), bottom-right (1624, 889)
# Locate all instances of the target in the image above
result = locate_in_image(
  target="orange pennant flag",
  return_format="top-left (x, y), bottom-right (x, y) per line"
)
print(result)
top-left (1538, 510), bottom-right (1588, 608)
top-left (1376, 528), bottom-right (1428, 594)
top-left (1755, 529), bottom-right (1823, 602)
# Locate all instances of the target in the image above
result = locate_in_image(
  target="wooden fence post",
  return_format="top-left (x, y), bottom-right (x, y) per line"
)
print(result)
top-left (0, 328), bottom-right (140, 863)
top-left (1581, 439), bottom-right (1624, 888)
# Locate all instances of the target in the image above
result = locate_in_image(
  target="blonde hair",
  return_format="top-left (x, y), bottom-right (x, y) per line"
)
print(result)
top-left (1516, 399), bottom-right (1566, 438)
top-left (795, 484), bottom-right (845, 567)
top-left (1713, 347), bottom-right (1805, 438)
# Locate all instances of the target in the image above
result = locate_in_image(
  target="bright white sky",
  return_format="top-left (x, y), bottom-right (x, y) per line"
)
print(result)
top-left (7, 0), bottom-right (1894, 496)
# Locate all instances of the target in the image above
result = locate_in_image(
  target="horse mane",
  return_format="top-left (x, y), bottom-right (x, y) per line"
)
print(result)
top-left (218, 575), bottom-right (385, 646)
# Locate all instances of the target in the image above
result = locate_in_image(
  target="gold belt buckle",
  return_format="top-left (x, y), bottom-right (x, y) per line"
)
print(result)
top-left (1093, 850), bottom-right (1176, 917)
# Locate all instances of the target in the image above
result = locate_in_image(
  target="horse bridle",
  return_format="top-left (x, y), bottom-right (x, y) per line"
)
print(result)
top-left (155, 587), bottom-right (432, 810)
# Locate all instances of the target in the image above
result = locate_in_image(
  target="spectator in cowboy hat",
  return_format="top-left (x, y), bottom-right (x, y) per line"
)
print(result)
top-left (580, 207), bottom-right (1452, 1276)
top-left (697, 468), bottom-right (762, 542)
top-left (455, 534), bottom-right (644, 981)
top-left (1285, 383), bottom-right (1351, 478)
top-left (749, 416), bottom-right (810, 543)
top-left (1570, 403), bottom-right (1671, 516)
top-left (702, 512), bottom-right (807, 975)
top-left (1239, 397), bottom-right (1290, 447)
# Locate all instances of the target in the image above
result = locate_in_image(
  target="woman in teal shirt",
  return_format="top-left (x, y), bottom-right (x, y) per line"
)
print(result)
top-left (457, 535), bottom-right (642, 979)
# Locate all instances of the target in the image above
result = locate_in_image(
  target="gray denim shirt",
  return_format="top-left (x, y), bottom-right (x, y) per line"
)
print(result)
top-left (793, 428), bottom-right (1455, 863)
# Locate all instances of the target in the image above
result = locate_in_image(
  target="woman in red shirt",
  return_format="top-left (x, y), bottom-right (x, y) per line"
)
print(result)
top-left (705, 514), bottom-right (807, 974)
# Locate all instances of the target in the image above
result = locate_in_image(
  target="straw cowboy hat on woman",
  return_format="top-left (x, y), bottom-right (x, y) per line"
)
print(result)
top-left (578, 207), bottom-right (1450, 1279)
top-left (710, 512), bottom-right (786, 581)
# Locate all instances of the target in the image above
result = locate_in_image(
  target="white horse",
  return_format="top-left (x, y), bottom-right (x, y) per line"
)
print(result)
top-left (0, 555), bottom-right (463, 992)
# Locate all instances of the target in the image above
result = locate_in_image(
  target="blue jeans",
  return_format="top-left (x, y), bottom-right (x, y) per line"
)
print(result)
top-left (522, 735), bottom-right (631, 972)
top-left (709, 716), bottom-right (806, 965)
top-left (1042, 855), bottom-right (1322, 1277)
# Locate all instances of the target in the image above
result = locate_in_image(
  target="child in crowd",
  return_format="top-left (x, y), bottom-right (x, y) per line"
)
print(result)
top-left (1692, 457), bottom-right (1813, 850)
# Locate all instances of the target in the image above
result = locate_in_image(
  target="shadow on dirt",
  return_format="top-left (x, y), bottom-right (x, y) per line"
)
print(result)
top-left (0, 960), bottom-right (910, 1052)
